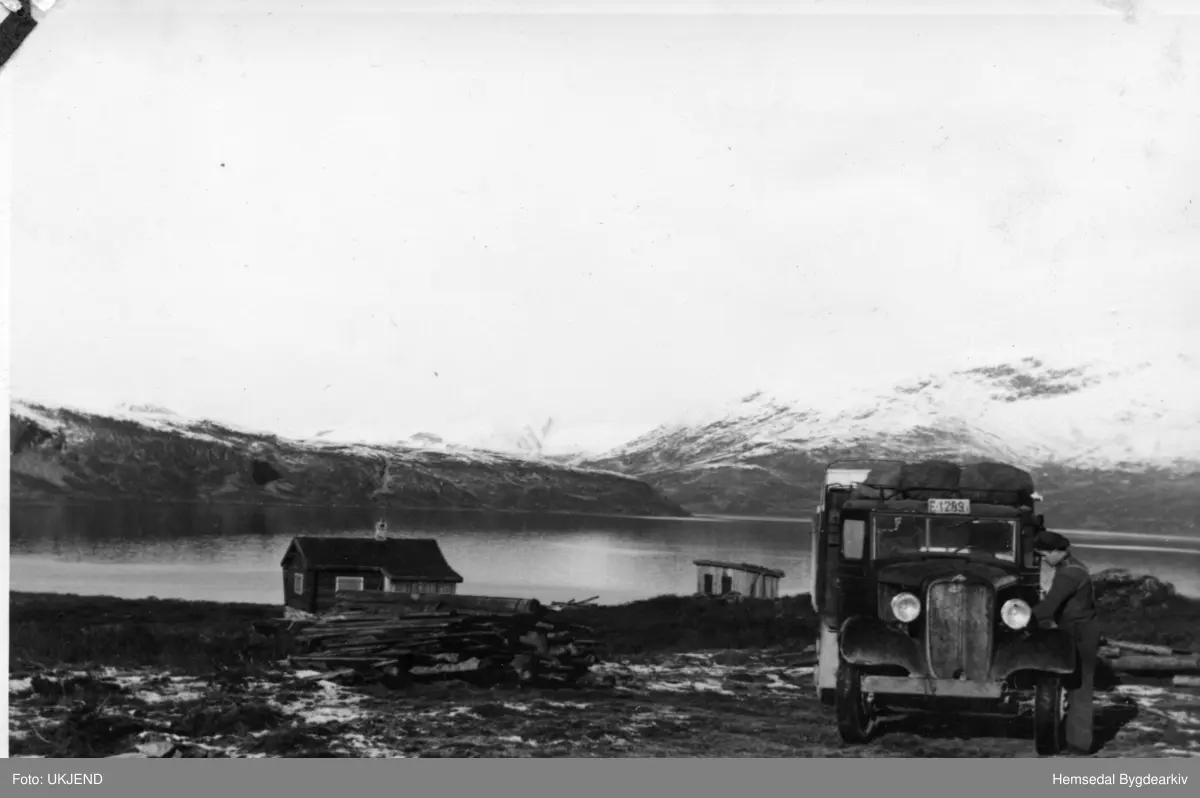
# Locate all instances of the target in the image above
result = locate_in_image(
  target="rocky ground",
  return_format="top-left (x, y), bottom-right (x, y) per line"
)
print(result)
top-left (9, 581), bottom-right (1200, 759)
top-left (9, 650), bottom-right (1200, 759)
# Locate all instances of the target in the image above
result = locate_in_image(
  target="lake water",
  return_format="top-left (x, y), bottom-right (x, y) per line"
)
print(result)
top-left (9, 502), bottom-right (1200, 605)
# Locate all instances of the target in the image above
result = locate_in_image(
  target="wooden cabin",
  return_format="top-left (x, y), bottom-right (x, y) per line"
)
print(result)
top-left (281, 535), bottom-right (464, 614)
top-left (693, 559), bottom-right (784, 599)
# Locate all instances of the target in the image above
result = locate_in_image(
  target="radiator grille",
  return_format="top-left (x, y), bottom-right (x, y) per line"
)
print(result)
top-left (925, 581), bottom-right (993, 681)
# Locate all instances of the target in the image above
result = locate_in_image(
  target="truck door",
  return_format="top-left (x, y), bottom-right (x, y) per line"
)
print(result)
top-left (814, 485), bottom-right (854, 697)
top-left (835, 511), bottom-right (871, 620)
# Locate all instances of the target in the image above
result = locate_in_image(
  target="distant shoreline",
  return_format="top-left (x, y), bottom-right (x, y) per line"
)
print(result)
top-left (12, 499), bottom-right (1200, 537)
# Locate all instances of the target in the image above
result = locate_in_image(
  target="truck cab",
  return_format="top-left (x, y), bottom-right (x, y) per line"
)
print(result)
top-left (810, 459), bottom-right (1076, 756)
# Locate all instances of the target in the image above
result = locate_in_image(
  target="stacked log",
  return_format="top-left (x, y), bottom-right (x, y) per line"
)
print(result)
top-left (284, 591), bottom-right (603, 687)
top-left (1099, 638), bottom-right (1200, 675)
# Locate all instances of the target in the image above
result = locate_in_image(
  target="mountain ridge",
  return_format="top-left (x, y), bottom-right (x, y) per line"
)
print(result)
top-left (8, 399), bottom-right (687, 517)
top-left (579, 355), bottom-right (1200, 531)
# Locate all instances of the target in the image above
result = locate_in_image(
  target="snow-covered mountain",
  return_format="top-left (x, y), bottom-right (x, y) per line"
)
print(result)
top-left (581, 354), bottom-right (1200, 529)
top-left (8, 399), bottom-right (686, 517)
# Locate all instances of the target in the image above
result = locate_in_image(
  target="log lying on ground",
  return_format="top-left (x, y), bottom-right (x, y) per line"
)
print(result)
top-left (1106, 654), bottom-right (1200, 674)
top-left (325, 592), bottom-right (544, 618)
top-left (1098, 637), bottom-right (1200, 675)
top-left (548, 596), bottom-right (600, 611)
top-left (284, 590), bottom-right (601, 687)
top-left (1101, 638), bottom-right (1188, 657)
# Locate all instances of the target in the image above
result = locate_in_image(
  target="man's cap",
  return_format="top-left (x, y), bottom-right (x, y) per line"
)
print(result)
top-left (1033, 528), bottom-right (1071, 552)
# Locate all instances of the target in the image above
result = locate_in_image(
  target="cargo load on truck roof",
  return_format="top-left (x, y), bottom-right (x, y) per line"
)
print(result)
top-left (849, 459), bottom-right (1035, 508)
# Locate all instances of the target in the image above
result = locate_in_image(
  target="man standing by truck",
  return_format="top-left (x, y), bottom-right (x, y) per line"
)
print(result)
top-left (1031, 528), bottom-right (1100, 756)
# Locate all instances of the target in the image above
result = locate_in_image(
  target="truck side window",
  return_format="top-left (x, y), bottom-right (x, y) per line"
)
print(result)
top-left (843, 519), bottom-right (866, 561)
top-left (1021, 525), bottom-right (1037, 568)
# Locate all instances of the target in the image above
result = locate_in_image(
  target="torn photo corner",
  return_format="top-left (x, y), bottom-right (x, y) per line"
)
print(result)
top-left (1, 0), bottom-right (58, 18)
top-left (0, 0), bottom-right (59, 69)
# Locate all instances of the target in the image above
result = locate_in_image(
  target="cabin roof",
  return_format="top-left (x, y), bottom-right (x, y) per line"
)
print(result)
top-left (693, 559), bottom-right (785, 578)
top-left (282, 536), bottom-right (464, 582)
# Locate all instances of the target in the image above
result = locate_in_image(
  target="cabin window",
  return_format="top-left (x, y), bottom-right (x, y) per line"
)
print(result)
top-left (335, 576), bottom-right (364, 593)
top-left (392, 582), bottom-right (411, 593)
top-left (437, 583), bottom-right (454, 594)
top-left (842, 519), bottom-right (866, 560)
top-left (293, 573), bottom-right (304, 595)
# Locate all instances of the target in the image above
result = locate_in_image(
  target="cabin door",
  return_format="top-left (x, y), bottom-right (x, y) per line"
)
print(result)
top-left (720, 575), bottom-right (733, 595)
top-left (703, 574), bottom-right (714, 595)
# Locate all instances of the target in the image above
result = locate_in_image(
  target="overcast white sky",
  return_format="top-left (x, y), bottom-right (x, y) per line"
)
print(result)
top-left (5, 0), bottom-right (1199, 453)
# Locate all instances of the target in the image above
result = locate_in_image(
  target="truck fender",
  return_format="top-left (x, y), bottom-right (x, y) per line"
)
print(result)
top-left (839, 616), bottom-right (927, 677)
top-left (991, 629), bottom-right (1077, 679)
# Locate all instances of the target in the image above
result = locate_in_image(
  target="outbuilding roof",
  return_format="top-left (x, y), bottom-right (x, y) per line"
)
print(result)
top-left (693, 559), bottom-right (785, 579)
top-left (282, 536), bottom-right (464, 582)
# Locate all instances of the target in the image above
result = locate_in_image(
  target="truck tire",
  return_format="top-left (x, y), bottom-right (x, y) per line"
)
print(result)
top-left (835, 662), bottom-right (877, 743)
top-left (1033, 674), bottom-right (1065, 756)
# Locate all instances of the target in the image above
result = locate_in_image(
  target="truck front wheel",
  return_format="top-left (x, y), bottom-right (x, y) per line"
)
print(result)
top-left (1033, 674), bottom-right (1066, 756)
top-left (835, 662), bottom-right (878, 743)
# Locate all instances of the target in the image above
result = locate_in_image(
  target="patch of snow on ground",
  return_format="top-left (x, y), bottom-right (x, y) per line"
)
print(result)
top-left (690, 680), bottom-right (736, 695)
top-left (1115, 685), bottom-right (1169, 698)
top-left (298, 706), bottom-right (365, 725)
top-left (1163, 711), bottom-right (1200, 728)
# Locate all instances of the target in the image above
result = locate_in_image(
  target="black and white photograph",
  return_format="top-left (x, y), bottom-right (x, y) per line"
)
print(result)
top-left (4, 0), bottom-right (1200, 763)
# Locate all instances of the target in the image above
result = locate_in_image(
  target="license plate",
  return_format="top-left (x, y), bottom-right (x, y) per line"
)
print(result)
top-left (928, 498), bottom-right (970, 514)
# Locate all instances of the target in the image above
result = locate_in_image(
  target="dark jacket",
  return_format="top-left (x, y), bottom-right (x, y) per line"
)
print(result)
top-left (1032, 553), bottom-right (1097, 626)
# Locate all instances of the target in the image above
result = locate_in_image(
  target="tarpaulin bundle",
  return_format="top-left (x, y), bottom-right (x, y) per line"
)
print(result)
top-left (957, 462), bottom-right (1035, 505)
top-left (853, 460), bottom-right (1036, 507)
top-left (896, 460), bottom-right (961, 499)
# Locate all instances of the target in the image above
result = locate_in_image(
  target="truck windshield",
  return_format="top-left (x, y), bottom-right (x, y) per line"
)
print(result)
top-left (873, 515), bottom-right (1017, 562)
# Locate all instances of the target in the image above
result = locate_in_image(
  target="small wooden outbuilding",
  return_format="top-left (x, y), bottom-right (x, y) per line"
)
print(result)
top-left (693, 559), bottom-right (784, 599)
top-left (281, 535), bottom-right (464, 614)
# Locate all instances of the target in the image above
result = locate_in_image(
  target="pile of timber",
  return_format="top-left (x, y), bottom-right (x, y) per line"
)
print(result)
top-left (284, 591), bottom-right (604, 687)
top-left (1099, 637), bottom-right (1200, 686)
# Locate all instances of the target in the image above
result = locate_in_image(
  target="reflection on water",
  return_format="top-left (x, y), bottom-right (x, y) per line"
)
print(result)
top-left (8, 502), bottom-right (1200, 604)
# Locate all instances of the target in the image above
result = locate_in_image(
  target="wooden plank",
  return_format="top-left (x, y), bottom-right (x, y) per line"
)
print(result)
top-left (1107, 654), bottom-right (1200, 673)
top-left (297, 668), bottom-right (356, 682)
top-left (1101, 639), bottom-right (1181, 656)
top-left (333, 591), bottom-right (544, 617)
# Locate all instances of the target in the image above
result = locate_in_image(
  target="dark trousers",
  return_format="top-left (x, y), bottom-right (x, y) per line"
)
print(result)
top-left (1063, 620), bottom-right (1100, 753)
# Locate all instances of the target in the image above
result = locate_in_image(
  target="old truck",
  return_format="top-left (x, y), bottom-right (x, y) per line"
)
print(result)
top-left (809, 459), bottom-right (1077, 756)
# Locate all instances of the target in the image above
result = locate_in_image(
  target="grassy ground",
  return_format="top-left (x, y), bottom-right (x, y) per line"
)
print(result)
top-left (9, 591), bottom-right (1200, 758)
top-left (10, 589), bottom-right (1198, 678)
top-left (7, 592), bottom-right (820, 676)
top-left (1093, 594), bottom-right (1200, 652)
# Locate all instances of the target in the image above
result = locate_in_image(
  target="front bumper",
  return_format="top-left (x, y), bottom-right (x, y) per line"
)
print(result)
top-left (860, 675), bottom-right (1003, 699)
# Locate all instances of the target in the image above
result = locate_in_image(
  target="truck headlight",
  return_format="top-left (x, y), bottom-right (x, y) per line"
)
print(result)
top-left (1001, 598), bottom-right (1032, 630)
top-left (890, 592), bottom-right (921, 623)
